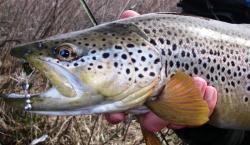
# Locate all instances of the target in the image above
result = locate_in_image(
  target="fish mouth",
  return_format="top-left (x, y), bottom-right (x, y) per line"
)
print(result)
top-left (1, 58), bottom-right (108, 115)
top-left (2, 44), bottom-right (144, 116)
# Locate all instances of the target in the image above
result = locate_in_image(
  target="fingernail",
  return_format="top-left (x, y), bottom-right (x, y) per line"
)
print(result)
top-left (205, 87), bottom-right (215, 101)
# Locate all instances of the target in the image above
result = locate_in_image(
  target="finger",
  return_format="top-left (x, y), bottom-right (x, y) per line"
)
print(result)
top-left (204, 86), bottom-right (217, 116)
top-left (167, 124), bottom-right (186, 130)
top-left (139, 112), bottom-right (167, 132)
top-left (119, 10), bottom-right (140, 19)
top-left (104, 113), bottom-right (126, 124)
top-left (193, 76), bottom-right (207, 97)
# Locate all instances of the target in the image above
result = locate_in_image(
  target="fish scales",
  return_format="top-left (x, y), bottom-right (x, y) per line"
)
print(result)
top-left (5, 13), bottom-right (250, 130)
top-left (123, 13), bottom-right (250, 129)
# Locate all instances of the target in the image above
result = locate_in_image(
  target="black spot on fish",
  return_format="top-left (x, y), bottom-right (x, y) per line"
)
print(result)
top-left (135, 67), bottom-right (139, 71)
top-left (74, 63), bottom-right (78, 66)
top-left (223, 57), bottom-right (227, 62)
top-left (141, 56), bottom-right (146, 61)
top-left (210, 67), bottom-right (214, 73)
top-left (179, 39), bottom-right (183, 45)
top-left (144, 29), bottom-right (150, 34)
top-left (158, 38), bottom-right (164, 44)
top-left (115, 45), bottom-right (122, 50)
top-left (181, 50), bottom-right (185, 57)
top-left (247, 74), bottom-right (250, 79)
top-left (233, 72), bottom-right (237, 77)
top-left (131, 58), bottom-right (136, 63)
top-left (138, 74), bottom-right (144, 78)
top-left (185, 63), bottom-right (189, 70)
top-left (91, 50), bottom-right (96, 54)
top-left (150, 39), bottom-right (157, 46)
top-left (121, 54), bottom-right (127, 60)
top-left (152, 29), bottom-right (156, 33)
top-left (92, 56), bottom-right (96, 60)
top-left (169, 61), bottom-right (174, 67)
top-left (149, 72), bottom-right (155, 77)
top-left (138, 50), bottom-right (142, 53)
top-left (201, 49), bottom-right (206, 54)
top-left (78, 42), bottom-right (82, 45)
top-left (245, 97), bottom-right (249, 102)
top-left (176, 61), bottom-right (180, 68)
top-left (222, 67), bottom-right (225, 72)
top-left (206, 74), bottom-right (210, 80)
top-left (194, 67), bottom-right (198, 74)
top-left (81, 59), bottom-right (85, 62)
top-left (192, 49), bottom-right (196, 58)
top-left (154, 58), bottom-right (160, 64)
top-left (166, 40), bottom-right (171, 45)
top-left (85, 43), bottom-right (89, 46)
top-left (129, 52), bottom-right (133, 55)
top-left (149, 54), bottom-right (153, 58)
top-left (168, 49), bottom-right (172, 56)
top-left (97, 65), bottom-right (103, 69)
top-left (217, 64), bottom-right (220, 70)
top-left (198, 59), bottom-right (202, 64)
top-left (209, 50), bottom-right (213, 55)
top-left (221, 76), bottom-right (225, 82)
top-left (195, 42), bottom-right (198, 47)
top-left (203, 63), bottom-right (207, 68)
top-left (102, 53), bottom-right (110, 58)
top-left (126, 69), bottom-right (130, 74)
top-left (89, 63), bottom-right (93, 66)
top-left (127, 44), bottom-right (135, 48)
top-left (231, 81), bottom-right (235, 87)
top-left (172, 44), bottom-right (177, 51)
top-left (161, 49), bottom-right (165, 56)
top-left (114, 62), bottom-right (118, 67)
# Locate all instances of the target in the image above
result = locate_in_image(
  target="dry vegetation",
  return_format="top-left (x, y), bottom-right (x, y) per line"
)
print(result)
top-left (0, 0), bottom-right (184, 144)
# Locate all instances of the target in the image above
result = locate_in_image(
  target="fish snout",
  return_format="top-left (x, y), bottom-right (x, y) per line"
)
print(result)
top-left (11, 42), bottom-right (45, 58)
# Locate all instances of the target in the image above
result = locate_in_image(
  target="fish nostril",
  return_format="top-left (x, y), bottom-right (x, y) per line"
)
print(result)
top-left (22, 62), bottom-right (34, 75)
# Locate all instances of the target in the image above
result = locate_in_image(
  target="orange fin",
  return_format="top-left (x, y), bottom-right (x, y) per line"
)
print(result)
top-left (147, 71), bottom-right (209, 126)
top-left (140, 125), bottom-right (162, 145)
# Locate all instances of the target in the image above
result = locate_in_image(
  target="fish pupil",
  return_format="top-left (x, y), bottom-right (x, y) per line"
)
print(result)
top-left (59, 49), bottom-right (70, 58)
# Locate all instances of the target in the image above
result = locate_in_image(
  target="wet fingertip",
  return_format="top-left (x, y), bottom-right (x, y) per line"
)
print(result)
top-left (204, 86), bottom-right (217, 116)
top-left (204, 86), bottom-right (217, 101)
top-left (139, 112), bottom-right (167, 132)
top-left (119, 10), bottom-right (140, 19)
top-left (104, 113), bottom-right (125, 124)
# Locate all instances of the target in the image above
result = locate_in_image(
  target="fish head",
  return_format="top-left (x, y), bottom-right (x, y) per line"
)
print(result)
top-left (4, 21), bottom-right (163, 115)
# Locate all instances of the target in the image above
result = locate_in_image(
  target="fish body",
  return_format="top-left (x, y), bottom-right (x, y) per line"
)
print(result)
top-left (5, 13), bottom-right (250, 130)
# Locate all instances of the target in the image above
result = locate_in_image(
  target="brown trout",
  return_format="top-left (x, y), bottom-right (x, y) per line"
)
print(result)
top-left (2, 13), bottom-right (250, 130)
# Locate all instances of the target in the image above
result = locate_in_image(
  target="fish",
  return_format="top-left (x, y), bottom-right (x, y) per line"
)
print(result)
top-left (2, 13), bottom-right (250, 130)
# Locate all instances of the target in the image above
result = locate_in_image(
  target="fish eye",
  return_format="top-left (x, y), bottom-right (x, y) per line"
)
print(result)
top-left (55, 43), bottom-right (76, 61)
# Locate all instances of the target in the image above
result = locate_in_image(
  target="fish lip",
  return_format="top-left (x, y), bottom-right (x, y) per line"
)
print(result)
top-left (39, 58), bottom-right (85, 97)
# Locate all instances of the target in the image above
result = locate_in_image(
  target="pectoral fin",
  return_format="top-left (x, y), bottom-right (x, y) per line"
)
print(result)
top-left (147, 71), bottom-right (209, 126)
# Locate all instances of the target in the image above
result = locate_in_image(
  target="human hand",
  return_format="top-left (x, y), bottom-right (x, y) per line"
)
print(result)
top-left (105, 10), bottom-right (217, 132)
